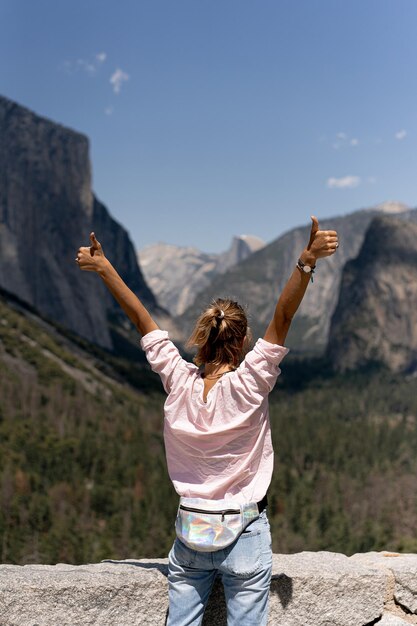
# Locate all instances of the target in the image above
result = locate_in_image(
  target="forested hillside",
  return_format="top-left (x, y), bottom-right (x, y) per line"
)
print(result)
top-left (269, 366), bottom-right (417, 553)
top-left (0, 291), bottom-right (175, 564)
top-left (1, 291), bottom-right (417, 564)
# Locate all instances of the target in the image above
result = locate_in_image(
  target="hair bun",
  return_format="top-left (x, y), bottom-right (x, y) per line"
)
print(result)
top-left (186, 297), bottom-right (249, 368)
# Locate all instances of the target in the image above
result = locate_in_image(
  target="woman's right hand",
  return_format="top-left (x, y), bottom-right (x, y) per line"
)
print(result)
top-left (75, 232), bottom-right (107, 273)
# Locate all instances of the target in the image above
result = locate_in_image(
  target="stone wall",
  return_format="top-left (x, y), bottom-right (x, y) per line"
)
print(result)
top-left (1, 552), bottom-right (417, 625)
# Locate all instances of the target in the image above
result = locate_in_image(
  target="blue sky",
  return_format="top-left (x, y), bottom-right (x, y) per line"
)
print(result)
top-left (1, 0), bottom-right (416, 253)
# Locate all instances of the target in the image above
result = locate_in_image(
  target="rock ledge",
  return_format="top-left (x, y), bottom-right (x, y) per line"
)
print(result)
top-left (1, 551), bottom-right (417, 625)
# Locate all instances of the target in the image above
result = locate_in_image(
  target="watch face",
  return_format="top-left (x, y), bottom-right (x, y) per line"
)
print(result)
top-left (303, 265), bottom-right (312, 273)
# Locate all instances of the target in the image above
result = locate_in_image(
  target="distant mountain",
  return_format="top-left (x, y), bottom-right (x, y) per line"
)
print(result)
top-left (369, 200), bottom-right (410, 215)
top-left (138, 235), bottom-right (265, 316)
top-left (216, 235), bottom-right (265, 273)
top-left (327, 215), bottom-right (417, 373)
top-left (177, 205), bottom-right (417, 352)
top-left (0, 95), bottom-right (171, 350)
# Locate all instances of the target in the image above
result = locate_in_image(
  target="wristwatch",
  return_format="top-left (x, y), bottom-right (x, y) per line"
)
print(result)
top-left (297, 258), bottom-right (316, 281)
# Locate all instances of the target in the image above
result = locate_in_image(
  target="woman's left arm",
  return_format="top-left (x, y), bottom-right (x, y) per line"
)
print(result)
top-left (263, 216), bottom-right (338, 345)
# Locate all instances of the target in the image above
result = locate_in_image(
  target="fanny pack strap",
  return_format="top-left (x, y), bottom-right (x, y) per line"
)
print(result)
top-left (179, 493), bottom-right (268, 516)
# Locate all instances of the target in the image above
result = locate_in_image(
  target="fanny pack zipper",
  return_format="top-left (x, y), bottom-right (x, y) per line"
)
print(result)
top-left (180, 504), bottom-right (240, 522)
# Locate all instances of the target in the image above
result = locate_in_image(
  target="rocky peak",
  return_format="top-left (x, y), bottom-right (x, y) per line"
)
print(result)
top-left (215, 235), bottom-right (265, 273)
top-left (371, 201), bottom-right (410, 214)
top-left (327, 215), bottom-right (417, 372)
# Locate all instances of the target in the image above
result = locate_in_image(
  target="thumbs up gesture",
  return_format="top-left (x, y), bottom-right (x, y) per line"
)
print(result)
top-left (75, 232), bottom-right (107, 272)
top-left (305, 216), bottom-right (339, 260)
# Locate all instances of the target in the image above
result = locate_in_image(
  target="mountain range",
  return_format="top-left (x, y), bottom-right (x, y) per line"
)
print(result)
top-left (177, 203), bottom-right (417, 359)
top-left (138, 235), bottom-right (264, 316)
top-left (1, 94), bottom-right (417, 373)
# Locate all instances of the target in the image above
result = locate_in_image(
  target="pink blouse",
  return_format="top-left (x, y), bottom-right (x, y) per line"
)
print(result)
top-left (140, 329), bottom-right (289, 504)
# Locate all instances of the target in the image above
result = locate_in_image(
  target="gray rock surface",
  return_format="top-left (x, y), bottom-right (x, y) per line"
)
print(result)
top-left (0, 95), bottom-right (165, 350)
top-left (378, 615), bottom-right (413, 626)
top-left (327, 215), bottom-right (417, 372)
top-left (268, 551), bottom-right (386, 626)
top-left (0, 560), bottom-right (169, 626)
top-left (352, 552), bottom-right (417, 620)
top-left (3, 551), bottom-right (417, 625)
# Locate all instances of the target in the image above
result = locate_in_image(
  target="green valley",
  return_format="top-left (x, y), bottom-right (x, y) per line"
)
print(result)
top-left (1, 291), bottom-right (416, 564)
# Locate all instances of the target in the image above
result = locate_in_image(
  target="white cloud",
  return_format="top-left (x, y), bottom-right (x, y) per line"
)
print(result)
top-left (332, 133), bottom-right (359, 148)
top-left (64, 52), bottom-right (107, 75)
top-left (110, 68), bottom-right (130, 94)
top-left (367, 176), bottom-right (377, 184)
top-left (77, 58), bottom-right (96, 74)
top-left (327, 176), bottom-right (361, 189)
top-left (105, 106), bottom-right (114, 116)
top-left (395, 129), bottom-right (407, 140)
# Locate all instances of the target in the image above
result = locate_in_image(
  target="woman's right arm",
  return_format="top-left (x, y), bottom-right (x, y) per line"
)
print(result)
top-left (263, 216), bottom-right (338, 346)
top-left (76, 232), bottom-right (159, 337)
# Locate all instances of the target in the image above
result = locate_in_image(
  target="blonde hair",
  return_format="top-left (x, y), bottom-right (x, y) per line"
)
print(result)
top-left (186, 298), bottom-right (251, 368)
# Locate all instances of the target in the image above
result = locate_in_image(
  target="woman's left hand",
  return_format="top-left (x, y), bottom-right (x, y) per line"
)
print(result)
top-left (305, 215), bottom-right (339, 261)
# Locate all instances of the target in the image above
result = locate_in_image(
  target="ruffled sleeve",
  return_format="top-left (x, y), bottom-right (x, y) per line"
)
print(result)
top-left (140, 329), bottom-right (196, 394)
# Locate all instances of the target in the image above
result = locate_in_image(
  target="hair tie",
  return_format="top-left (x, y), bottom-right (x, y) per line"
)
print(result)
top-left (218, 310), bottom-right (225, 319)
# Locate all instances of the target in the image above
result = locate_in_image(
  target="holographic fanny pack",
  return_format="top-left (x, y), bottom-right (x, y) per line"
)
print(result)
top-left (175, 497), bottom-right (260, 552)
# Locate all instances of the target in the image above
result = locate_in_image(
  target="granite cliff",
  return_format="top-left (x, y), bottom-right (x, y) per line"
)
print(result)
top-left (0, 95), bottom-right (165, 350)
top-left (327, 215), bottom-right (417, 373)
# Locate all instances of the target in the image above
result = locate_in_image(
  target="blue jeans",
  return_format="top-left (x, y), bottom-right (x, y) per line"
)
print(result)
top-left (167, 510), bottom-right (272, 626)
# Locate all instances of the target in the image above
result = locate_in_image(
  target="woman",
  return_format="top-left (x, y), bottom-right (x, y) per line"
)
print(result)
top-left (76, 216), bottom-right (338, 625)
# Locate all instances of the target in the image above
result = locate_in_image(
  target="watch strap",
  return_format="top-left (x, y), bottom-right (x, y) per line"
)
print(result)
top-left (297, 258), bottom-right (316, 282)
